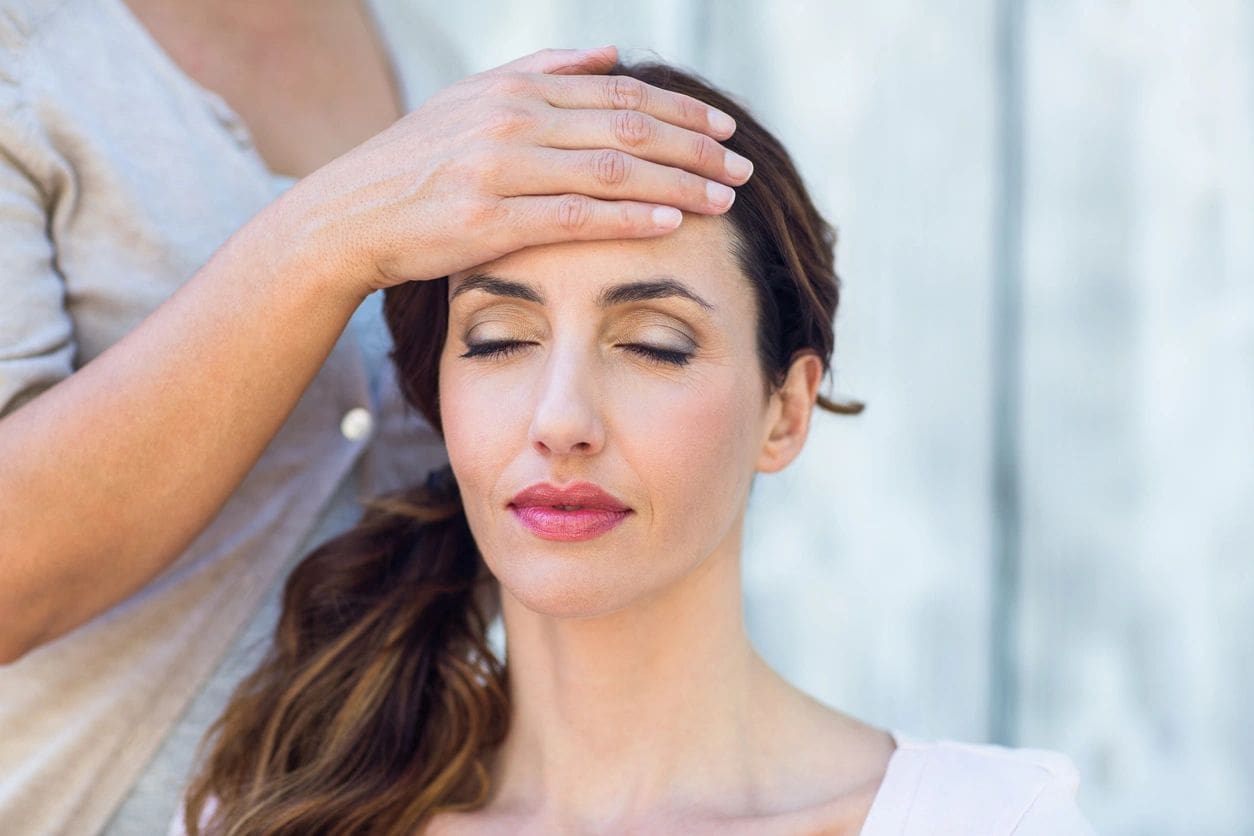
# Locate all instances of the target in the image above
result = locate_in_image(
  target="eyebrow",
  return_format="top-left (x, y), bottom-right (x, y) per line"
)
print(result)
top-left (450, 273), bottom-right (715, 311)
top-left (449, 274), bottom-right (543, 304)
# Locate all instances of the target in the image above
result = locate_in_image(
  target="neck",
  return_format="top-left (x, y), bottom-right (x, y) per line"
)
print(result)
top-left (126, 0), bottom-right (342, 38)
top-left (487, 527), bottom-right (793, 828)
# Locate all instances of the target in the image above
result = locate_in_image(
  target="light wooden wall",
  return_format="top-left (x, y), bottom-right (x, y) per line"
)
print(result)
top-left (411, 2), bottom-right (1254, 832)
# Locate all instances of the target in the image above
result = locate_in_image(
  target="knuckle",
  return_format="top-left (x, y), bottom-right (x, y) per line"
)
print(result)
top-left (678, 94), bottom-right (704, 125)
top-left (691, 133), bottom-right (719, 168)
top-left (606, 76), bottom-right (645, 110)
top-left (446, 145), bottom-right (481, 180)
top-left (613, 110), bottom-right (652, 148)
top-left (478, 153), bottom-right (509, 188)
top-left (677, 170), bottom-right (707, 201)
top-left (465, 196), bottom-right (500, 228)
top-left (481, 105), bottom-right (534, 139)
top-left (483, 203), bottom-right (519, 252)
top-left (487, 72), bottom-right (531, 98)
top-left (556, 194), bottom-right (593, 232)
top-left (591, 149), bottom-right (630, 187)
top-left (458, 143), bottom-right (504, 185)
top-left (614, 202), bottom-right (638, 234)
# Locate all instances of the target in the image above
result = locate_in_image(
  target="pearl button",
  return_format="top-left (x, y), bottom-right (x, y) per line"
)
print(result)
top-left (340, 407), bottom-right (373, 442)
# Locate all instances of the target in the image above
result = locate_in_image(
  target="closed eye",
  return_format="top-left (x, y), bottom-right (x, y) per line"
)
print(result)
top-left (459, 339), bottom-right (535, 361)
top-left (620, 344), bottom-right (692, 367)
top-left (459, 340), bottom-right (692, 367)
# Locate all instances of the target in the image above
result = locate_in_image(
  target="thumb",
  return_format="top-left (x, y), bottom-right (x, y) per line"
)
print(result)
top-left (492, 45), bottom-right (618, 76)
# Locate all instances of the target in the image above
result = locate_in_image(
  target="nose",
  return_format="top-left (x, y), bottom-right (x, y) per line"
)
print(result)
top-left (528, 345), bottom-right (606, 458)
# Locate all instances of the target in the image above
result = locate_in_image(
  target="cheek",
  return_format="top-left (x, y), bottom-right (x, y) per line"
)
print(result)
top-left (437, 355), bottom-right (525, 500)
top-left (615, 369), bottom-right (763, 530)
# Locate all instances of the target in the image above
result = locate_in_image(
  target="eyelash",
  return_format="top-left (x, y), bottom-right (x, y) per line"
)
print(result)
top-left (460, 340), bottom-right (692, 367)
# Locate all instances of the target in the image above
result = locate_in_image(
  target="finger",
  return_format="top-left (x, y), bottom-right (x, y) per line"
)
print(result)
top-left (538, 108), bottom-right (754, 186)
top-left (536, 73), bottom-right (737, 140)
top-left (495, 195), bottom-right (684, 250)
top-left (547, 47), bottom-right (618, 77)
top-left (500, 147), bottom-right (736, 216)
top-left (490, 46), bottom-right (618, 76)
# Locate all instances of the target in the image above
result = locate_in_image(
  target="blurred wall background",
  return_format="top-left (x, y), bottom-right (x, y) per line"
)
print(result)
top-left (408, 2), bottom-right (1254, 833)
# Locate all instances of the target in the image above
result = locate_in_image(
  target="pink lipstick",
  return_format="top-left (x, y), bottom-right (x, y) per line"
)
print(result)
top-left (508, 482), bottom-right (632, 542)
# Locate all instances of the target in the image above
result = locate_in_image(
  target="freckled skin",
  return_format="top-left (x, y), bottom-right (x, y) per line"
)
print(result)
top-left (439, 215), bottom-right (770, 618)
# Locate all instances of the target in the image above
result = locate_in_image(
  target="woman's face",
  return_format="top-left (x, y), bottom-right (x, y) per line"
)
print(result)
top-left (439, 215), bottom-right (801, 618)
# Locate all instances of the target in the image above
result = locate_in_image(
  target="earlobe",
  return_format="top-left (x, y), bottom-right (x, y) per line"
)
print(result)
top-left (755, 353), bottom-right (824, 473)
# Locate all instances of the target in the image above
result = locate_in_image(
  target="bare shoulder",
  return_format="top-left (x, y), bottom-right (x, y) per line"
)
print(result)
top-left (700, 702), bottom-right (897, 835)
top-left (768, 688), bottom-right (898, 789)
top-left (774, 711), bottom-right (898, 834)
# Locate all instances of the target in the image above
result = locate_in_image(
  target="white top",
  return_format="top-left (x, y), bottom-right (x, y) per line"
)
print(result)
top-left (858, 730), bottom-right (1096, 835)
top-left (167, 730), bottom-right (1095, 835)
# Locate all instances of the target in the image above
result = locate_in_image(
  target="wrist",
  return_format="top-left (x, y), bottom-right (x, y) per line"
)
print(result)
top-left (257, 176), bottom-right (378, 308)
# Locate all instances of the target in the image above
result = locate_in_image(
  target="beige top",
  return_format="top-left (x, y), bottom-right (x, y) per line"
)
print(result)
top-left (0, 1), bottom-right (462, 833)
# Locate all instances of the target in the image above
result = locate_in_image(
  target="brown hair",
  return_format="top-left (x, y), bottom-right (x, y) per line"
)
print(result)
top-left (184, 61), bottom-right (858, 835)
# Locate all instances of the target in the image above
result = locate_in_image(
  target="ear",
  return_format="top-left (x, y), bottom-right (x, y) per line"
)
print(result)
top-left (755, 352), bottom-right (824, 474)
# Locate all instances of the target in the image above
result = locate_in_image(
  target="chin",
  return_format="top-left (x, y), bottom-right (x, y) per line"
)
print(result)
top-left (488, 551), bottom-right (646, 620)
top-left (484, 543), bottom-right (672, 621)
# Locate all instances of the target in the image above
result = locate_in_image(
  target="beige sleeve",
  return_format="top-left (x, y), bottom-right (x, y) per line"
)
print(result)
top-left (0, 76), bottom-right (76, 417)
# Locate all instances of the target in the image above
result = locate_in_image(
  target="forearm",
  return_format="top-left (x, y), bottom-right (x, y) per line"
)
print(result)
top-left (0, 191), bottom-right (366, 662)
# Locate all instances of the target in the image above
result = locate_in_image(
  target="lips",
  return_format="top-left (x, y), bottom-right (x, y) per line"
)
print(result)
top-left (508, 482), bottom-right (632, 542)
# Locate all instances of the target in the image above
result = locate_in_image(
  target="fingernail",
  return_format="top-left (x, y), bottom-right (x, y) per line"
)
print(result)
top-left (708, 109), bottom-right (736, 136)
top-left (724, 150), bottom-right (753, 180)
top-left (707, 181), bottom-right (735, 208)
top-left (652, 206), bottom-right (682, 229)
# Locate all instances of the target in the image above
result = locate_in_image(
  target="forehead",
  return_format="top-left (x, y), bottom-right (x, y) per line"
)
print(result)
top-left (447, 214), bottom-right (745, 301)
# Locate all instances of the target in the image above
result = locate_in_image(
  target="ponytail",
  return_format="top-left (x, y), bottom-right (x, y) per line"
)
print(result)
top-left (184, 465), bottom-right (508, 836)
